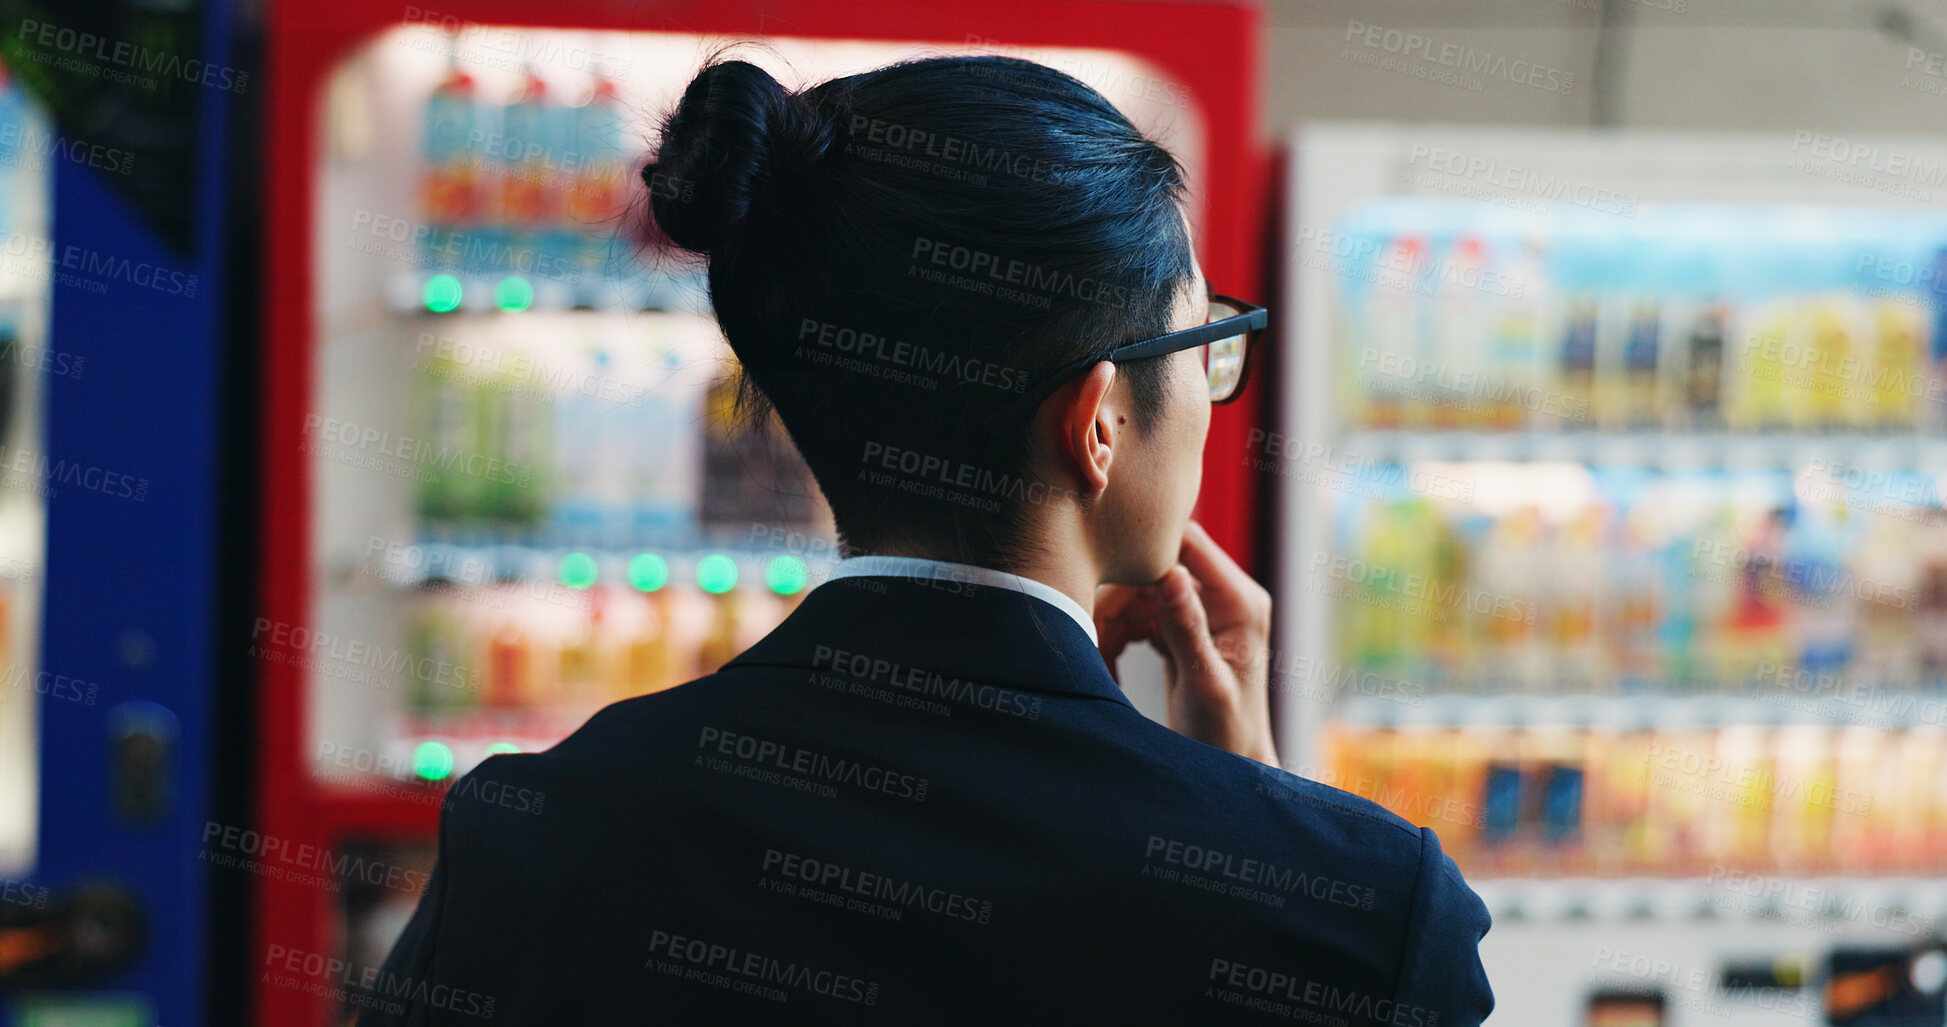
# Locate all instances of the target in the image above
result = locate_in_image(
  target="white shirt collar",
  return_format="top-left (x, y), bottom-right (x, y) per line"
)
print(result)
top-left (824, 555), bottom-right (1099, 645)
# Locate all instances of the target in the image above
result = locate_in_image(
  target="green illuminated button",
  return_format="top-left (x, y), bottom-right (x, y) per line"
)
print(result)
top-left (628, 553), bottom-right (669, 592)
top-left (423, 274), bottom-right (463, 313)
top-left (494, 276), bottom-right (534, 312)
top-left (696, 554), bottom-right (738, 594)
top-left (560, 552), bottom-right (598, 589)
top-left (766, 555), bottom-right (808, 595)
top-left (413, 741), bottom-right (455, 781)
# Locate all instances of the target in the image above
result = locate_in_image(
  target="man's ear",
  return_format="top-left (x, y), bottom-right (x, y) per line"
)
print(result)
top-left (1045, 361), bottom-right (1120, 498)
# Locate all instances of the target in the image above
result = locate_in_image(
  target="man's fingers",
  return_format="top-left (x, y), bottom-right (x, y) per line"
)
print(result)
top-left (1095, 582), bottom-right (1139, 621)
top-left (1147, 567), bottom-right (1226, 689)
top-left (1178, 520), bottom-right (1270, 629)
top-left (1097, 584), bottom-right (1161, 627)
top-left (1096, 584), bottom-right (1163, 680)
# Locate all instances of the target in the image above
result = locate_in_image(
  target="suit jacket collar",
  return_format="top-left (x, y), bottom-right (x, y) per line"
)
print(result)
top-left (723, 575), bottom-right (1135, 709)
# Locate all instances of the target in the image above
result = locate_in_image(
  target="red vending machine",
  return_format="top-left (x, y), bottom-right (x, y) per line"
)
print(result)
top-left (257, 3), bottom-right (1267, 1022)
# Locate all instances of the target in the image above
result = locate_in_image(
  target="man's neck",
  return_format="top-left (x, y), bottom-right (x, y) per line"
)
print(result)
top-left (863, 526), bottom-right (1101, 623)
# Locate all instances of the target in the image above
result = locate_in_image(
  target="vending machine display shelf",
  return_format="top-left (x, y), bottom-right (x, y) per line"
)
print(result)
top-left (384, 269), bottom-right (711, 316)
top-left (1471, 875), bottom-right (1947, 928)
top-left (1334, 430), bottom-right (1947, 470)
top-left (1335, 693), bottom-right (1947, 730)
top-left (312, 708), bottom-right (606, 795)
top-left (331, 543), bottom-right (836, 595)
top-left (391, 713), bottom-right (597, 779)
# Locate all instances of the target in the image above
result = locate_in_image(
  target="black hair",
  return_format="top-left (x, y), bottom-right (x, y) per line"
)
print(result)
top-left (639, 52), bottom-right (1194, 565)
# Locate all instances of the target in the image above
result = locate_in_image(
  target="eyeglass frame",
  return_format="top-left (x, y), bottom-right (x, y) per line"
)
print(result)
top-left (979, 292), bottom-right (1268, 433)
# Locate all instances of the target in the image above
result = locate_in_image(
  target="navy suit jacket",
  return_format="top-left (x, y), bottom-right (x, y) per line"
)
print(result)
top-left (363, 574), bottom-right (1494, 1025)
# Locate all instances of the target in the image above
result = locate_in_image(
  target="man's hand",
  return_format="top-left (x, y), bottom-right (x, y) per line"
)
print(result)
top-left (1096, 520), bottom-right (1279, 766)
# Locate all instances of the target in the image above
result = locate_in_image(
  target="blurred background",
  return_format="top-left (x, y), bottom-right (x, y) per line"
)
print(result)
top-left (3, 0), bottom-right (1947, 1023)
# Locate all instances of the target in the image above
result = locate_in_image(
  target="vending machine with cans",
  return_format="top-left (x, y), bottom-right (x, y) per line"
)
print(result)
top-left (1281, 124), bottom-right (1947, 1023)
top-left (257, 3), bottom-right (1266, 1022)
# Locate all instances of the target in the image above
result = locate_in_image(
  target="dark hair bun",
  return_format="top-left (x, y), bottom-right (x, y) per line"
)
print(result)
top-left (642, 59), bottom-right (834, 255)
